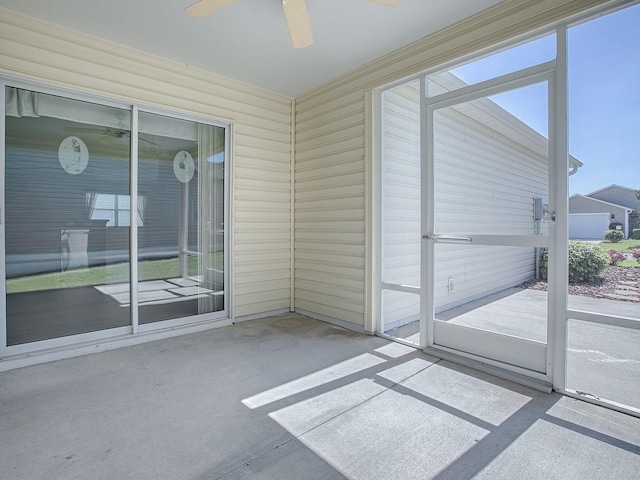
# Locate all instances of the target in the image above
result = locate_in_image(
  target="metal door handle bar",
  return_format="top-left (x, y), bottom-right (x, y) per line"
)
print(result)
top-left (422, 235), bottom-right (472, 243)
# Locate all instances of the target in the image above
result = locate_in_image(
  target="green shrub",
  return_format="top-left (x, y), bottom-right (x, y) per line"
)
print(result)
top-left (604, 229), bottom-right (624, 243)
top-left (632, 229), bottom-right (640, 240)
top-left (540, 241), bottom-right (610, 284)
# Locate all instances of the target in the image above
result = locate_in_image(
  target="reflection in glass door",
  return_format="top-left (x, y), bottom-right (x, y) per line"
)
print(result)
top-left (136, 111), bottom-right (225, 325)
top-left (3, 86), bottom-right (228, 353)
top-left (426, 77), bottom-right (553, 375)
top-left (4, 88), bottom-right (132, 346)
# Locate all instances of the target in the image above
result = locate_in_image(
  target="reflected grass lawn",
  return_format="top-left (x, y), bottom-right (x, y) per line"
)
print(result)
top-left (6, 252), bottom-right (223, 294)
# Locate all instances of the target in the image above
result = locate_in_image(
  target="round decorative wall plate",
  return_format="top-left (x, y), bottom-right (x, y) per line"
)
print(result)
top-left (58, 136), bottom-right (89, 174)
top-left (173, 150), bottom-right (195, 183)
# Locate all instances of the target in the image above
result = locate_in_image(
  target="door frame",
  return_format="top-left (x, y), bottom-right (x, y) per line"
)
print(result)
top-left (420, 63), bottom-right (558, 382)
top-left (376, 4), bottom-right (640, 415)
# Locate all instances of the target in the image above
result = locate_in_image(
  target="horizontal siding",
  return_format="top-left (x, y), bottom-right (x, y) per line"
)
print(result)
top-left (433, 107), bottom-right (548, 237)
top-left (433, 245), bottom-right (537, 313)
top-left (0, 10), bottom-right (292, 319)
top-left (294, 87), bottom-right (366, 326)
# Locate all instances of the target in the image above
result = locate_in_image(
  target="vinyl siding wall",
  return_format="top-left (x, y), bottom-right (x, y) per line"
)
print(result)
top-left (380, 83), bottom-right (421, 327)
top-left (294, 91), bottom-right (367, 325)
top-left (295, 0), bottom-right (606, 330)
top-left (432, 105), bottom-right (548, 312)
top-left (0, 10), bottom-right (293, 319)
top-left (380, 81), bottom-right (549, 327)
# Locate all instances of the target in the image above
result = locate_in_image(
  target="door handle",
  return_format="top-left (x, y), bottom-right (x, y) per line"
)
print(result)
top-left (423, 234), bottom-right (472, 243)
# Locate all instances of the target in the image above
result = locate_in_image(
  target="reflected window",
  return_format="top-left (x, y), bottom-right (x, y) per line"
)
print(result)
top-left (89, 193), bottom-right (145, 227)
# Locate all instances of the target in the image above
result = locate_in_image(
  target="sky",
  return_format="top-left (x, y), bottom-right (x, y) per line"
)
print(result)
top-left (450, 2), bottom-right (640, 196)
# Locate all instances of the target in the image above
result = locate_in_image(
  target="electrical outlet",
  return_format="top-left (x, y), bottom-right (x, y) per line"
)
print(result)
top-left (447, 277), bottom-right (454, 293)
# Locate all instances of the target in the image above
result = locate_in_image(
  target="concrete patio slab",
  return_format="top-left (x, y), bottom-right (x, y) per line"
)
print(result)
top-left (1, 313), bottom-right (639, 480)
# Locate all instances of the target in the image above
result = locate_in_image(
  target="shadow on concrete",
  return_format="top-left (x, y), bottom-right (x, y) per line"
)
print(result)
top-left (2, 313), bottom-right (638, 479)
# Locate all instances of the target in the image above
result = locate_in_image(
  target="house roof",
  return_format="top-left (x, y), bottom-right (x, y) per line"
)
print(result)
top-left (585, 184), bottom-right (638, 197)
top-left (0, 0), bottom-right (503, 98)
top-left (569, 194), bottom-right (633, 212)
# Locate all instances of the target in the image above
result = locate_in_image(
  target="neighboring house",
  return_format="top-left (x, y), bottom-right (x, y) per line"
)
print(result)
top-left (588, 184), bottom-right (640, 232)
top-left (569, 184), bottom-right (639, 239)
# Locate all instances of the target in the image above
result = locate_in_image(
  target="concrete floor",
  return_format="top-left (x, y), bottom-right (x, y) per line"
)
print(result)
top-left (1, 313), bottom-right (639, 480)
top-left (387, 290), bottom-right (640, 408)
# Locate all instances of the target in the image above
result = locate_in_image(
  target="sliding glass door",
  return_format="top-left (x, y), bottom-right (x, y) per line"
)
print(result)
top-left (2, 85), bottom-right (228, 352)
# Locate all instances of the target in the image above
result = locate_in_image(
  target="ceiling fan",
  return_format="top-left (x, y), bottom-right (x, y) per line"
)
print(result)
top-left (185, 0), bottom-right (402, 48)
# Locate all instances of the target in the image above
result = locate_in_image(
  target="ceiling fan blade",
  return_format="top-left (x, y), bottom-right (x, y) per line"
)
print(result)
top-left (282, 0), bottom-right (313, 49)
top-left (185, 0), bottom-right (238, 18)
top-left (367, 0), bottom-right (401, 6)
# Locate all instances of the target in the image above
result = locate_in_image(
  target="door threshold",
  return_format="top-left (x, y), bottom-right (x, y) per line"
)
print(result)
top-left (424, 346), bottom-right (552, 393)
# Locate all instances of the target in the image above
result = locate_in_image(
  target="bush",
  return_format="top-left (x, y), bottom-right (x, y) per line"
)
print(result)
top-left (604, 229), bottom-right (624, 243)
top-left (540, 241), bottom-right (610, 284)
top-left (606, 249), bottom-right (626, 265)
top-left (632, 229), bottom-right (640, 240)
top-left (632, 248), bottom-right (640, 262)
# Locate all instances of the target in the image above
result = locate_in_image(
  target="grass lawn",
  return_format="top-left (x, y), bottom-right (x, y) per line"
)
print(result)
top-left (6, 252), bottom-right (224, 294)
top-left (599, 239), bottom-right (640, 267)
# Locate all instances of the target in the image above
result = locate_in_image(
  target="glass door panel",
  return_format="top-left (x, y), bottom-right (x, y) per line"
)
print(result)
top-left (137, 111), bottom-right (225, 324)
top-left (4, 87), bottom-right (131, 345)
top-left (428, 81), bottom-right (551, 374)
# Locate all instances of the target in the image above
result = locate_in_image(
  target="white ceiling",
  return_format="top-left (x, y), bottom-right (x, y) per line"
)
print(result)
top-left (0, 0), bottom-right (504, 98)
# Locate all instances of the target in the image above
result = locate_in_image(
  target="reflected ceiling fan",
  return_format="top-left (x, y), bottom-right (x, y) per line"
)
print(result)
top-left (64, 127), bottom-right (160, 147)
top-left (185, 0), bottom-right (402, 48)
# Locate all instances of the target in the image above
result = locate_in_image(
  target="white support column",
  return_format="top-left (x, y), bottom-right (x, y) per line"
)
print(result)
top-left (550, 26), bottom-right (569, 390)
top-left (420, 75), bottom-right (433, 349)
top-left (364, 89), bottom-right (380, 334)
